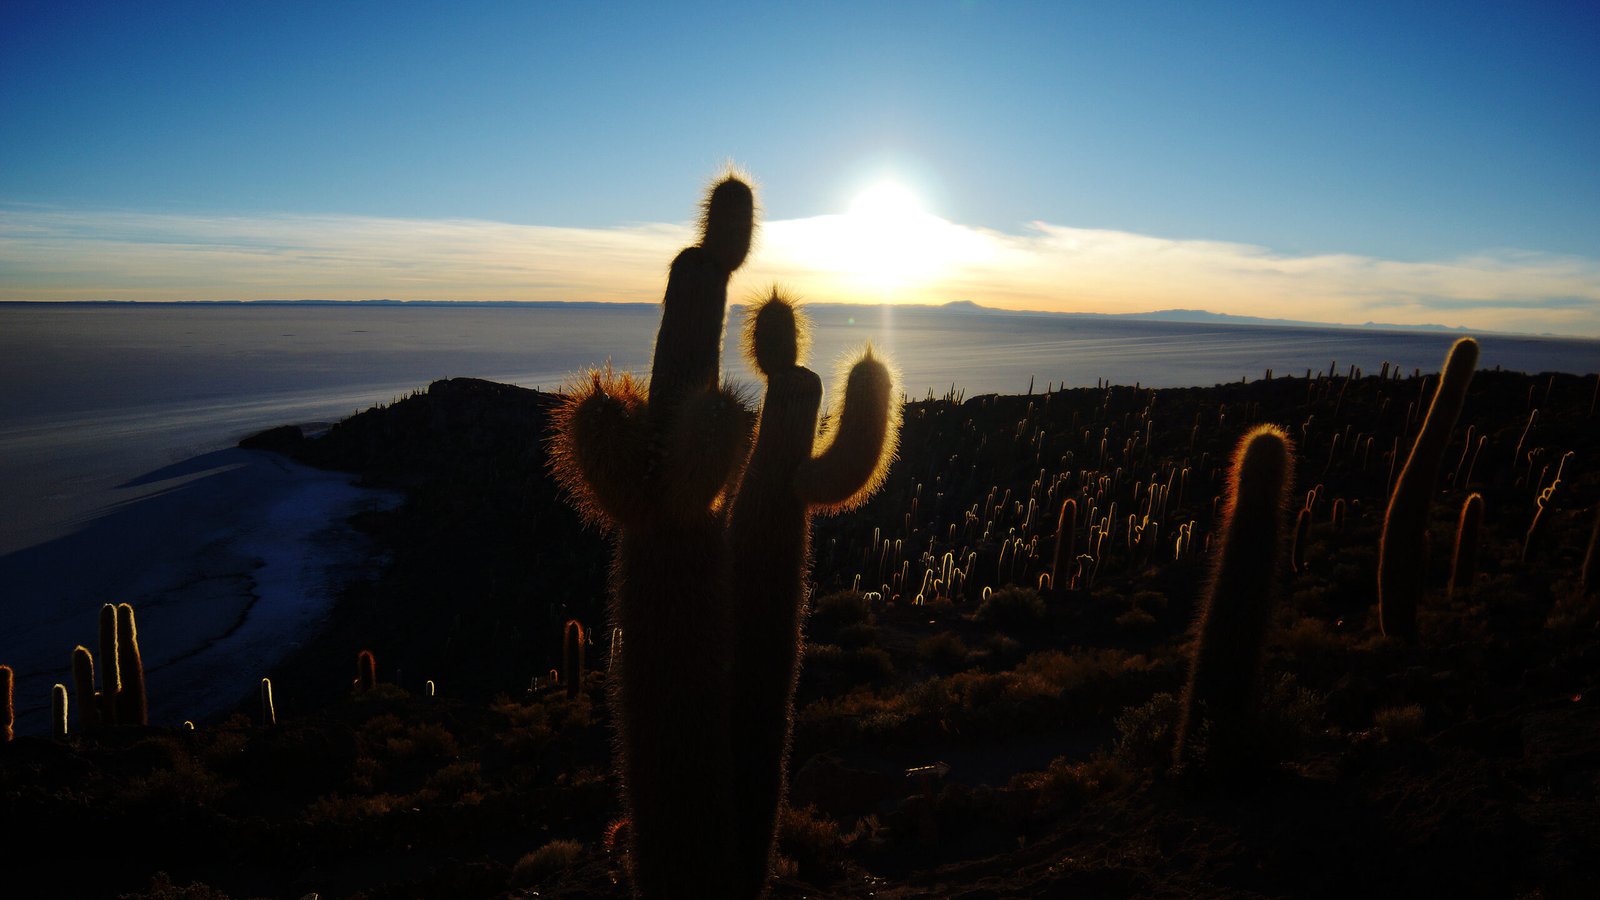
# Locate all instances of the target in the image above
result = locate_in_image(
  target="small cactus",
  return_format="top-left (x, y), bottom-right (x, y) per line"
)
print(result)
top-left (356, 650), bottom-right (377, 693)
top-left (0, 665), bottom-right (12, 742)
top-left (260, 677), bottom-right (276, 727)
top-left (1379, 338), bottom-right (1478, 643)
top-left (1175, 424), bottom-right (1295, 778)
top-left (1291, 506), bottom-right (1312, 575)
top-left (52, 684), bottom-right (69, 740)
top-left (562, 619), bottom-right (586, 701)
top-left (1050, 498), bottom-right (1077, 592)
top-left (1448, 493), bottom-right (1484, 601)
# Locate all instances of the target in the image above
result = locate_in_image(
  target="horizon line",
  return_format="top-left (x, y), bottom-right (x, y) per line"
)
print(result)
top-left (3, 297), bottom-right (1595, 342)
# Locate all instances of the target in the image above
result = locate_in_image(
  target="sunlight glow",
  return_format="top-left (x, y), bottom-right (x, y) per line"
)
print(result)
top-left (769, 179), bottom-right (998, 300)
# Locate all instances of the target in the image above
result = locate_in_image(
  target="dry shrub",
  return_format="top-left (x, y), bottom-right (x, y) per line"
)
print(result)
top-left (1374, 703), bottom-right (1425, 742)
top-left (775, 804), bottom-right (841, 881)
top-left (917, 630), bottom-right (969, 670)
top-left (1009, 753), bottom-right (1130, 814)
top-left (1113, 692), bottom-right (1181, 770)
top-left (509, 838), bottom-right (583, 888)
top-left (977, 586), bottom-right (1048, 631)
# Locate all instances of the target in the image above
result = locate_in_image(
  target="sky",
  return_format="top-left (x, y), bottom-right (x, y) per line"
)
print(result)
top-left (2, 1), bottom-right (1598, 335)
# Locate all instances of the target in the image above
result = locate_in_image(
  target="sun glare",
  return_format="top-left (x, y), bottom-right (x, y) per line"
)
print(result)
top-left (775, 179), bottom-right (976, 299)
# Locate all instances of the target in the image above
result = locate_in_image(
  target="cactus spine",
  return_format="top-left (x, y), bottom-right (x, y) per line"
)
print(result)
top-left (727, 292), bottom-right (898, 897)
top-left (551, 175), bottom-right (899, 899)
top-left (1175, 424), bottom-right (1295, 777)
top-left (1448, 493), bottom-right (1484, 601)
top-left (1379, 338), bottom-right (1478, 643)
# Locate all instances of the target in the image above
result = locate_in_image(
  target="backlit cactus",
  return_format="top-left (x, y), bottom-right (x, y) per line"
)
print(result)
top-left (1379, 337), bottom-right (1478, 643)
top-left (72, 645), bottom-right (99, 731)
top-left (550, 175), bottom-right (899, 899)
top-left (550, 172), bottom-right (757, 898)
top-left (52, 684), bottom-right (68, 740)
top-left (115, 603), bottom-right (147, 726)
top-left (260, 677), bottom-right (276, 727)
top-left (562, 619), bottom-right (586, 701)
top-left (1448, 493), bottom-right (1484, 601)
top-left (1175, 424), bottom-right (1295, 778)
top-left (727, 291), bottom-right (898, 896)
top-left (356, 650), bottom-right (377, 693)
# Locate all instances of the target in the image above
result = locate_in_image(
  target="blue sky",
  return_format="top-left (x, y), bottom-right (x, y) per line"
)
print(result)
top-left (3, 1), bottom-right (1598, 334)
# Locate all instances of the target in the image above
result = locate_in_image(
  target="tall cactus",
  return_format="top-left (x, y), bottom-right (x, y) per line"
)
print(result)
top-left (72, 645), bottom-right (99, 731)
top-left (550, 173), bottom-right (758, 899)
top-left (726, 292), bottom-right (898, 897)
top-left (1379, 338), bottom-right (1478, 643)
top-left (98, 603), bottom-right (120, 725)
top-left (551, 176), bottom-right (899, 899)
top-left (115, 603), bottom-right (147, 726)
top-left (1175, 424), bottom-right (1295, 778)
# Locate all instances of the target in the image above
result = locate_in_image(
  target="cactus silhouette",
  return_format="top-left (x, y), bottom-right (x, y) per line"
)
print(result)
top-left (562, 619), bottom-right (585, 701)
top-left (1175, 424), bottom-right (1295, 778)
top-left (71, 645), bottom-right (99, 731)
top-left (1050, 498), bottom-right (1077, 592)
top-left (551, 175), bottom-right (898, 898)
top-left (260, 677), bottom-right (276, 727)
top-left (98, 603), bottom-right (120, 724)
top-left (114, 603), bottom-right (147, 726)
top-left (1448, 492), bottom-right (1484, 601)
top-left (1, 665), bottom-right (12, 742)
top-left (1379, 337), bottom-right (1478, 643)
top-left (550, 172), bottom-right (758, 899)
top-left (1291, 506), bottom-right (1312, 574)
top-left (52, 683), bottom-right (68, 740)
top-left (726, 291), bottom-right (898, 897)
top-left (356, 650), bottom-right (377, 693)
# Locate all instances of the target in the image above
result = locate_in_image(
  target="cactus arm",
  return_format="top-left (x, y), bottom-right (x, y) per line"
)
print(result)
top-left (794, 348), bottom-right (901, 512)
top-left (549, 369), bottom-right (651, 527)
top-left (1380, 337), bottom-right (1478, 643)
top-left (659, 383), bottom-right (757, 518)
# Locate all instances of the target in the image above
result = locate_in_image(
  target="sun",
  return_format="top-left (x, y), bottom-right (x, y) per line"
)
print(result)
top-left (816, 180), bottom-right (947, 295)
top-left (766, 177), bottom-right (994, 301)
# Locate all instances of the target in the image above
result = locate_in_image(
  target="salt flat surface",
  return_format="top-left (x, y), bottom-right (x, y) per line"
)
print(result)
top-left (0, 448), bottom-right (397, 734)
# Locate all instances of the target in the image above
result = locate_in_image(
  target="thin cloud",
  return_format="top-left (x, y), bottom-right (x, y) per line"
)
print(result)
top-left (2, 206), bottom-right (1597, 336)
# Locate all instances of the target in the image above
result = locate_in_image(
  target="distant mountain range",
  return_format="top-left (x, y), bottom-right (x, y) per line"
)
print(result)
top-left (0, 297), bottom-right (1553, 338)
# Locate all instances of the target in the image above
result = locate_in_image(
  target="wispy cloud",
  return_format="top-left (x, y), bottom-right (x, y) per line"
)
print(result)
top-left (3, 206), bottom-right (1597, 336)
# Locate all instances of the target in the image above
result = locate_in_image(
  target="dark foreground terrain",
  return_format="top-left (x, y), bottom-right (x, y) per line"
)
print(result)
top-left (4, 366), bottom-right (1599, 899)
